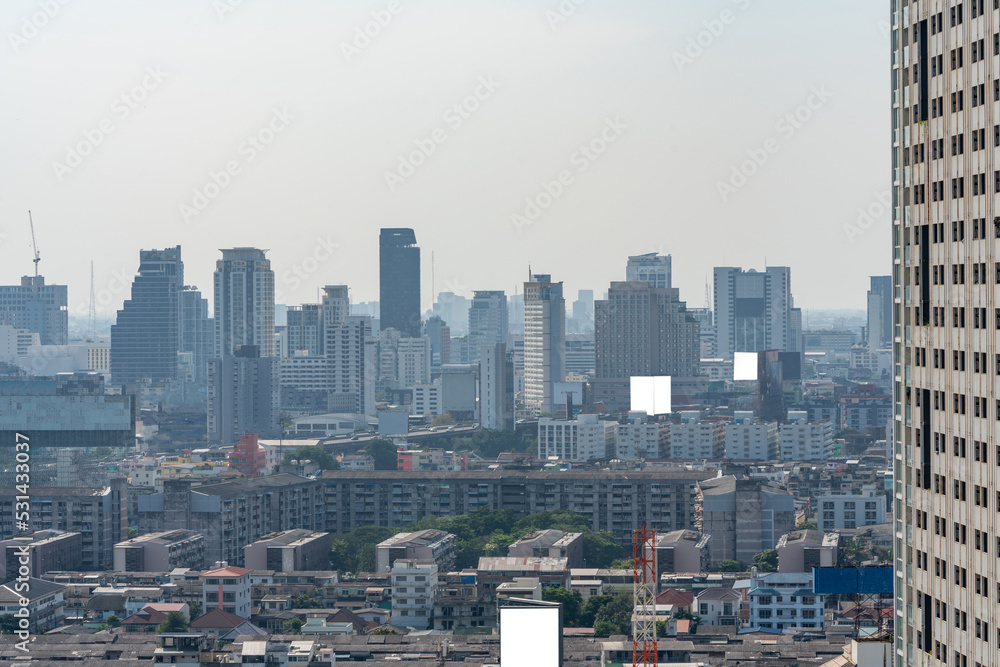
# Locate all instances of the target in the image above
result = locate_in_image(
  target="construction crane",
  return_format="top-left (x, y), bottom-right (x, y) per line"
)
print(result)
top-left (28, 210), bottom-right (40, 277)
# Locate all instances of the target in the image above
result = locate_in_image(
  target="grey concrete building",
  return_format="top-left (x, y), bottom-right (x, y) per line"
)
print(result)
top-left (507, 529), bottom-right (584, 568)
top-left (244, 529), bottom-right (332, 572)
top-left (654, 529), bottom-right (710, 577)
top-left (697, 475), bottom-right (794, 568)
top-left (113, 529), bottom-right (205, 572)
top-left (375, 529), bottom-right (456, 573)
top-left (207, 344), bottom-right (280, 443)
top-left (0, 275), bottom-right (68, 346)
top-left (0, 530), bottom-right (82, 580)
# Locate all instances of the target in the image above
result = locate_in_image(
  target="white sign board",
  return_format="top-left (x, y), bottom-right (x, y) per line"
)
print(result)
top-left (629, 376), bottom-right (671, 415)
top-left (499, 606), bottom-right (561, 667)
top-left (734, 352), bottom-right (759, 381)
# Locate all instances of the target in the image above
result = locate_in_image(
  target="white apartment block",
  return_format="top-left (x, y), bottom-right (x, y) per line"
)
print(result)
top-left (725, 411), bottom-right (778, 461)
top-left (779, 411), bottom-right (834, 461)
top-left (817, 488), bottom-right (886, 532)
top-left (537, 414), bottom-right (615, 461)
top-left (324, 315), bottom-right (376, 417)
top-left (390, 559), bottom-right (438, 630)
top-left (412, 379), bottom-right (442, 418)
top-left (615, 413), bottom-right (668, 459)
top-left (747, 571), bottom-right (825, 630)
top-left (669, 412), bottom-right (725, 459)
top-left (201, 563), bottom-right (253, 619)
top-left (396, 335), bottom-right (431, 389)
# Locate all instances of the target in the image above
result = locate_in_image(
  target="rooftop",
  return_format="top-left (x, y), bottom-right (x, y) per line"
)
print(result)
top-left (377, 529), bottom-right (453, 550)
top-left (477, 557), bottom-right (569, 573)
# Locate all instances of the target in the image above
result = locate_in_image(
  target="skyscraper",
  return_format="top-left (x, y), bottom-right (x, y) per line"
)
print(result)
top-left (713, 266), bottom-right (801, 359)
top-left (325, 315), bottom-right (376, 416)
top-left (480, 342), bottom-right (513, 430)
top-left (321, 285), bottom-right (350, 328)
top-left (110, 246), bottom-right (183, 385)
top-left (179, 287), bottom-right (213, 385)
top-left (523, 273), bottom-right (565, 416)
top-left (893, 6), bottom-right (987, 666)
top-left (866, 275), bottom-right (892, 351)
top-left (207, 345), bottom-right (279, 443)
top-left (379, 228), bottom-right (420, 337)
top-left (468, 290), bottom-right (508, 362)
top-left (285, 304), bottom-right (323, 356)
top-left (626, 252), bottom-right (672, 289)
top-left (0, 276), bottom-right (68, 346)
top-left (593, 281), bottom-right (700, 410)
top-left (213, 248), bottom-right (275, 358)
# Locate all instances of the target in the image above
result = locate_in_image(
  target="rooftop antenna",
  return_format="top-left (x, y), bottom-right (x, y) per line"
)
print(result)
top-left (28, 210), bottom-right (40, 277)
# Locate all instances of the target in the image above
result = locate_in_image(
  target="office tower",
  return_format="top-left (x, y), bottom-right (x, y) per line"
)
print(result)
top-left (569, 289), bottom-right (595, 334)
top-left (423, 315), bottom-right (450, 367)
top-left (214, 248), bottom-right (275, 358)
top-left (626, 252), bottom-right (672, 288)
top-left (480, 342), bottom-right (513, 430)
top-left (286, 304), bottom-right (323, 356)
top-left (325, 315), bottom-right (376, 416)
top-left (523, 274), bottom-right (565, 416)
top-left (0, 276), bottom-right (68, 345)
top-left (867, 275), bottom-right (892, 351)
top-left (713, 266), bottom-right (799, 359)
top-left (110, 246), bottom-right (183, 385)
top-left (207, 345), bottom-right (279, 443)
top-left (179, 287), bottom-right (213, 385)
top-left (322, 285), bottom-right (350, 328)
top-left (379, 228), bottom-right (421, 337)
top-left (593, 281), bottom-right (700, 410)
top-left (507, 293), bottom-right (524, 334)
top-left (892, 7), bottom-right (994, 666)
top-left (468, 290), bottom-right (508, 362)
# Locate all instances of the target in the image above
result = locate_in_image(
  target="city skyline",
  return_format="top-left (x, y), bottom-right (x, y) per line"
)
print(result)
top-left (3, 0), bottom-right (889, 316)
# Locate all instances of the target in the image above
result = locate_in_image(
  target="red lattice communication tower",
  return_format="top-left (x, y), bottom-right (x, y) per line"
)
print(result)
top-left (632, 525), bottom-right (657, 667)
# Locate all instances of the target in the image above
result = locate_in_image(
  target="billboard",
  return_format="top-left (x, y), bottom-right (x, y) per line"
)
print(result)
top-left (733, 352), bottom-right (758, 381)
top-left (630, 376), bottom-right (671, 415)
top-left (813, 566), bottom-right (893, 595)
top-left (499, 604), bottom-right (561, 667)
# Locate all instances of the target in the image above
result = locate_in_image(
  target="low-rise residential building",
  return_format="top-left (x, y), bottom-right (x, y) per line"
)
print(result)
top-left (725, 412), bottom-right (778, 461)
top-left (433, 571), bottom-right (492, 631)
top-left (338, 454), bottom-right (375, 471)
top-left (669, 412), bottom-right (725, 459)
top-left (780, 411), bottom-right (834, 461)
top-left (0, 578), bottom-right (66, 632)
top-left (747, 571), bottom-right (825, 630)
top-left (390, 559), bottom-right (437, 630)
top-left (817, 488), bottom-right (886, 531)
top-left (654, 530), bottom-right (710, 578)
top-left (537, 414), bottom-right (616, 461)
top-left (201, 563), bottom-right (253, 619)
top-left (694, 587), bottom-right (742, 627)
top-left (113, 530), bottom-right (205, 572)
top-left (615, 413), bottom-right (669, 459)
top-left (244, 530), bottom-right (331, 572)
top-left (0, 530), bottom-right (82, 580)
top-left (495, 577), bottom-right (542, 604)
top-left (396, 447), bottom-right (468, 471)
top-left (476, 557), bottom-right (569, 593)
top-left (375, 530), bottom-right (456, 573)
top-left (507, 530), bottom-right (584, 568)
top-left (776, 530), bottom-right (839, 573)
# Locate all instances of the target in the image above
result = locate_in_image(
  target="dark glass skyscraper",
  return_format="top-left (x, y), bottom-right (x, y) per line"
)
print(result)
top-left (379, 228), bottom-right (420, 337)
top-left (110, 246), bottom-right (183, 385)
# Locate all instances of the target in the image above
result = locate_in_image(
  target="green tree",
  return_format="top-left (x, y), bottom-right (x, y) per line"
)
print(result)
top-left (189, 602), bottom-right (201, 619)
top-left (364, 439), bottom-right (398, 470)
top-left (594, 620), bottom-right (618, 637)
top-left (751, 549), bottom-right (778, 573)
top-left (593, 592), bottom-right (634, 636)
top-left (431, 413), bottom-right (456, 426)
top-left (541, 587), bottom-right (582, 626)
top-left (580, 531), bottom-right (624, 568)
top-left (796, 522), bottom-right (817, 531)
top-left (370, 626), bottom-right (398, 635)
top-left (718, 560), bottom-right (741, 573)
top-left (105, 614), bottom-right (121, 628)
top-left (673, 609), bottom-right (701, 631)
top-left (0, 614), bottom-right (18, 634)
top-left (329, 525), bottom-right (400, 572)
top-left (609, 559), bottom-right (633, 570)
top-left (127, 527), bottom-right (138, 539)
top-left (157, 611), bottom-right (189, 633)
top-left (282, 618), bottom-right (303, 634)
top-left (292, 594), bottom-right (323, 609)
top-left (282, 446), bottom-right (341, 470)
top-left (579, 594), bottom-right (615, 628)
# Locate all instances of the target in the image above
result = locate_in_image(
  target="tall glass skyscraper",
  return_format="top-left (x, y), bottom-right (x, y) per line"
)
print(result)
top-left (379, 228), bottom-right (421, 337)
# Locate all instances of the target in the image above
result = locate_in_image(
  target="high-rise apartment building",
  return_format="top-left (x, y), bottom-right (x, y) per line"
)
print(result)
top-left (480, 342), bottom-right (513, 430)
top-left (523, 274), bottom-right (565, 416)
top-left (0, 276), bottom-right (68, 346)
top-left (867, 275), bottom-right (892, 351)
top-left (179, 287), bottom-right (213, 384)
top-left (626, 252), bottom-right (672, 288)
top-left (111, 246), bottom-right (184, 385)
top-left (468, 290), bottom-right (508, 362)
top-left (713, 266), bottom-right (802, 359)
top-left (207, 345), bottom-right (279, 443)
top-left (286, 304), bottom-right (323, 356)
top-left (213, 248), bottom-right (275, 358)
top-left (379, 228), bottom-right (420, 337)
top-left (891, 5), bottom-right (995, 666)
top-left (325, 315), bottom-right (376, 416)
top-left (321, 285), bottom-right (350, 328)
top-left (593, 281), bottom-right (700, 410)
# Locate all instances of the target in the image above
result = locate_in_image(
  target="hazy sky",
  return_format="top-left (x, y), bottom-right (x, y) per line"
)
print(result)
top-left (1, 0), bottom-right (890, 319)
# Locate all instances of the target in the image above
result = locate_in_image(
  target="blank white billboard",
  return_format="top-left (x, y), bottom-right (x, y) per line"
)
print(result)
top-left (734, 352), bottom-right (759, 381)
top-left (630, 376), bottom-right (671, 415)
top-left (499, 606), bottom-right (561, 667)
